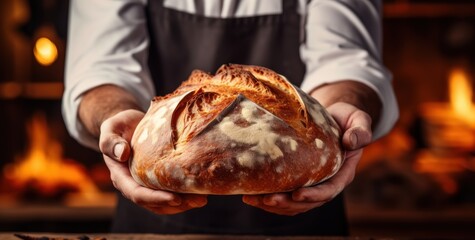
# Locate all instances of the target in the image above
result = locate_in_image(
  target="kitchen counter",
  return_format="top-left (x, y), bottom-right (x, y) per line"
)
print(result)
top-left (0, 233), bottom-right (386, 240)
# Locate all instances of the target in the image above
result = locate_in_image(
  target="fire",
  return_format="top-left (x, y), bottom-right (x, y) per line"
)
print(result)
top-left (3, 113), bottom-right (99, 200)
top-left (449, 67), bottom-right (475, 126)
top-left (413, 67), bottom-right (475, 195)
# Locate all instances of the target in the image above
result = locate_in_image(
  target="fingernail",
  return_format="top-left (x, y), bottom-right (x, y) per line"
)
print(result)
top-left (264, 198), bottom-right (277, 206)
top-left (168, 198), bottom-right (181, 207)
top-left (243, 197), bottom-right (258, 206)
top-left (113, 142), bottom-right (125, 161)
top-left (190, 198), bottom-right (207, 208)
top-left (350, 133), bottom-right (358, 149)
top-left (293, 195), bottom-right (305, 202)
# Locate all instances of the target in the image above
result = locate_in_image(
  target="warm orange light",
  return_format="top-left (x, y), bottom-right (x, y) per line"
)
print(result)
top-left (0, 82), bottom-right (22, 99)
top-left (33, 37), bottom-right (58, 66)
top-left (3, 113), bottom-right (99, 200)
top-left (413, 150), bottom-right (464, 195)
top-left (449, 68), bottom-right (475, 126)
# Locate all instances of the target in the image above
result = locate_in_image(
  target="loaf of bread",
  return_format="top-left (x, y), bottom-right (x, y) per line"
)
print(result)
top-left (130, 64), bottom-right (344, 195)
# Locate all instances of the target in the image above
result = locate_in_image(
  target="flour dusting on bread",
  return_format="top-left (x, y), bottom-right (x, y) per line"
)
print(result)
top-left (130, 64), bottom-right (343, 194)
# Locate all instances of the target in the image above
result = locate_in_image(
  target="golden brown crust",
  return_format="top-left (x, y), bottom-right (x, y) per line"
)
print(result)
top-left (130, 64), bottom-right (344, 194)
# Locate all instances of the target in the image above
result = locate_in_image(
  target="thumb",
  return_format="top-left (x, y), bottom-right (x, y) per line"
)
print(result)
top-left (342, 126), bottom-right (372, 151)
top-left (99, 109), bottom-right (145, 162)
top-left (326, 102), bottom-right (372, 150)
top-left (100, 134), bottom-right (131, 162)
top-left (99, 117), bottom-right (132, 162)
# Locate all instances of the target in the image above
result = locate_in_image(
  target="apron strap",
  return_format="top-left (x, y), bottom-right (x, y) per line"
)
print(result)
top-left (282, 0), bottom-right (298, 16)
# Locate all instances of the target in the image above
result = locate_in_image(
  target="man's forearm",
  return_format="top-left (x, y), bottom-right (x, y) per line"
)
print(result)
top-left (310, 80), bottom-right (382, 130)
top-left (78, 84), bottom-right (143, 137)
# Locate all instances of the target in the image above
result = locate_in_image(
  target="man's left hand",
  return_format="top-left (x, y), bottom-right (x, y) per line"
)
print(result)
top-left (242, 102), bottom-right (372, 216)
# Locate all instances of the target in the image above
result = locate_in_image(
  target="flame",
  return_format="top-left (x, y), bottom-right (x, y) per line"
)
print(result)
top-left (449, 68), bottom-right (475, 126)
top-left (3, 113), bottom-right (99, 200)
top-left (33, 37), bottom-right (58, 66)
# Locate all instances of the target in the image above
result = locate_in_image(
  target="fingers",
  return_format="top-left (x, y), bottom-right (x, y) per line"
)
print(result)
top-left (181, 194), bottom-right (208, 209)
top-left (104, 155), bottom-right (207, 214)
top-left (243, 102), bottom-right (370, 216)
top-left (98, 109), bottom-right (208, 215)
top-left (293, 149), bottom-right (362, 202)
top-left (243, 193), bottom-right (323, 216)
top-left (243, 149), bottom-right (363, 216)
top-left (104, 155), bottom-right (175, 203)
top-left (146, 194), bottom-right (208, 215)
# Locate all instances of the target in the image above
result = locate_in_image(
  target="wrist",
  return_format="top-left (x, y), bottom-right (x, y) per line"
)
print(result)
top-left (78, 84), bottom-right (143, 137)
top-left (309, 80), bottom-right (381, 130)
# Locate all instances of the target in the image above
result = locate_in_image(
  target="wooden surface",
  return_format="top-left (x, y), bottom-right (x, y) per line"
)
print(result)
top-left (0, 233), bottom-right (385, 240)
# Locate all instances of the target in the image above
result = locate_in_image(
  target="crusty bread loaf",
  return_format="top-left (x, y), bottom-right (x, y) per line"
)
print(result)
top-left (130, 64), bottom-right (344, 195)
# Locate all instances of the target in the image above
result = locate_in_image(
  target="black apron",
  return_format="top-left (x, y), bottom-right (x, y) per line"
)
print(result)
top-left (111, 0), bottom-right (348, 236)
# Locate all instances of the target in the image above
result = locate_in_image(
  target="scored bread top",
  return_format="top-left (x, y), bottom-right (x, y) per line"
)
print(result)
top-left (130, 64), bottom-right (343, 195)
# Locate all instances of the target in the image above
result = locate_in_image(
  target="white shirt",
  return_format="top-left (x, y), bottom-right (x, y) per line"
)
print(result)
top-left (63, 0), bottom-right (399, 150)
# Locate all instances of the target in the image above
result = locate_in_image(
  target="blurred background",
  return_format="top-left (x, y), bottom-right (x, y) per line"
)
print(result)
top-left (0, 0), bottom-right (474, 238)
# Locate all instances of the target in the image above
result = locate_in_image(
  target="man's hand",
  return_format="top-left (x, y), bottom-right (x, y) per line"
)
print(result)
top-left (99, 109), bottom-right (208, 214)
top-left (79, 85), bottom-right (207, 215)
top-left (242, 81), bottom-right (378, 216)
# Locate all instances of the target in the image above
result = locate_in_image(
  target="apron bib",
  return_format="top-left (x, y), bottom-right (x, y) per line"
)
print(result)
top-left (111, 0), bottom-right (348, 235)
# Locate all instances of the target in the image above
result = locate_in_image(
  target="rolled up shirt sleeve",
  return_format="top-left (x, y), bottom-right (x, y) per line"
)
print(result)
top-left (62, 0), bottom-right (155, 150)
top-left (300, 0), bottom-right (398, 140)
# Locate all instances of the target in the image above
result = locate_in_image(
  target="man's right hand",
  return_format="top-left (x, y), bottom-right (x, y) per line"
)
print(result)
top-left (98, 109), bottom-right (208, 215)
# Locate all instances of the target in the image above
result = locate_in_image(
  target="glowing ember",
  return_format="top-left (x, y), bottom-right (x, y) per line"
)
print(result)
top-left (3, 112), bottom-right (99, 200)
